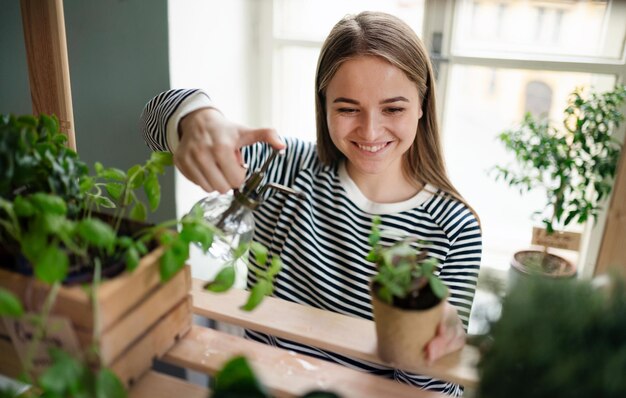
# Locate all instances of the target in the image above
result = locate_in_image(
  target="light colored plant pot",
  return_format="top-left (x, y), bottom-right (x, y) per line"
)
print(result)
top-left (370, 288), bottom-right (445, 367)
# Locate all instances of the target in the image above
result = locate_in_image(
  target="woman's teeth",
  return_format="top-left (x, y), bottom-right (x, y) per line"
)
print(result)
top-left (357, 143), bottom-right (387, 152)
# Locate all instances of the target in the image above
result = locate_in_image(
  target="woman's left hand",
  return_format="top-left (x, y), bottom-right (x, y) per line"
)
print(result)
top-left (423, 301), bottom-right (466, 365)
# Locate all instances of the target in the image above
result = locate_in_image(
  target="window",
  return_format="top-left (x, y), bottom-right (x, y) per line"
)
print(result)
top-left (433, 0), bottom-right (626, 277)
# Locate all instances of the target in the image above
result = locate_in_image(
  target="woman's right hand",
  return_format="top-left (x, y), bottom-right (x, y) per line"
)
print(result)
top-left (174, 108), bottom-right (285, 193)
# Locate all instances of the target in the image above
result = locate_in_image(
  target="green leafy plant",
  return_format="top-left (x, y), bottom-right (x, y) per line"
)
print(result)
top-left (492, 84), bottom-right (626, 235)
top-left (478, 274), bottom-right (626, 398)
top-left (0, 114), bottom-right (89, 215)
top-left (0, 114), bottom-right (282, 397)
top-left (367, 216), bottom-right (448, 309)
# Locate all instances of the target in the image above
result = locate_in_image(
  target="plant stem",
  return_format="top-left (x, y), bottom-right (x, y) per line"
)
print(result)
top-left (90, 258), bottom-right (103, 367)
top-left (23, 282), bottom-right (61, 380)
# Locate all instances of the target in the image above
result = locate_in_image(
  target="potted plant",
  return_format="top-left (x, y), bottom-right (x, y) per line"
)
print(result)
top-left (491, 84), bottom-right (626, 280)
top-left (477, 273), bottom-right (626, 397)
top-left (0, 114), bottom-right (281, 391)
top-left (366, 216), bottom-right (449, 366)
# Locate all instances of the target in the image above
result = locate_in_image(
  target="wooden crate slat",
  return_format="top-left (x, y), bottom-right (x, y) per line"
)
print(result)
top-left (96, 266), bottom-right (191, 365)
top-left (129, 371), bottom-right (208, 398)
top-left (163, 325), bottom-right (445, 398)
top-left (191, 279), bottom-right (479, 388)
top-left (111, 296), bottom-right (192, 387)
top-left (0, 248), bottom-right (165, 333)
top-left (0, 336), bottom-right (21, 379)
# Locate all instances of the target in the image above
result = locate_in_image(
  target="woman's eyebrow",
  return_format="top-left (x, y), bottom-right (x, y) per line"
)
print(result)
top-left (380, 96), bottom-right (409, 104)
top-left (333, 97), bottom-right (359, 104)
top-left (332, 96), bottom-right (410, 105)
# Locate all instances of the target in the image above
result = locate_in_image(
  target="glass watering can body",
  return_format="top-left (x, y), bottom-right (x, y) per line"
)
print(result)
top-left (192, 149), bottom-right (301, 261)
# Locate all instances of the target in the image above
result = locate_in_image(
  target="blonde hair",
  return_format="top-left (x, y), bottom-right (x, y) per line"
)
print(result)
top-left (315, 11), bottom-right (478, 221)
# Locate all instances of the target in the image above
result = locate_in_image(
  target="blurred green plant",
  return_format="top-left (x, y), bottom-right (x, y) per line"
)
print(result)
top-left (478, 274), bottom-right (626, 398)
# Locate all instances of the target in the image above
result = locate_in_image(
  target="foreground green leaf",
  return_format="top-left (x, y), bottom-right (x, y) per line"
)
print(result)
top-left (35, 247), bottom-right (69, 284)
top-left (241, 279), bottom-right (271, 311)
top-left (213, 356), bottom-right (267, 398)
top-left (0, 288), bottom-right (24, 317)
top-left (206, 266), bottom-right (236, 293)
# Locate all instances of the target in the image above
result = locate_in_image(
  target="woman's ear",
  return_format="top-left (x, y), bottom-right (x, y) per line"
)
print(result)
top-left (417, 106), bottom-right (424, 119)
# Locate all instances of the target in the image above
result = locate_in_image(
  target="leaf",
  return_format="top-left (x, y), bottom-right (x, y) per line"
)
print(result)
top-left (267, 256), bottom-right (282, 278)
top-left (38, 348), bottom-right (82, 394)
top-left (76, 218), bottom-right (116, 250)
top-left (159, 249), bottom-right (179, 282)
top-left (205, 265), bottom-right (236, 293)
top-left (159, 239), bottom-right (189, 281)
top-left (35, 246), bottom-right (69, 284)
top-left (150, 152), bottom-right (174, 168)
top-left (41, 213), bottom-right (65, 234)
top-left (129, 201), bottom-right (147, 222)
top-left (241, 279), bottom-right (271, 311)
top-left (143, 172), bottom-right (160, 211)
top-left (249, 241), bottom-right (268, 265)
top-left (428, 275), bottom-right (448, 300)
top-left (30, 193), bottom-right (67, 215)
top-left (180, 222), bottom-right (213, 252)
top-left (127, 165), bottom-right (145, 189)
top-left (100, 167), bottom-right (126, 181)
top-left (124, 247), bottom-right (140, 272)
top-left (213, 356), bottom-right (267, 398)
top-left (13, 196), bottom-right (35, 217)
top-left (105, 182), bottom-right (124, 201)
top-left (365, 250), bottom-right (379, 262)
top-left (95, 368), bottom-right (127, 398)
top-left (0, 288), bottom-right (24, 317)
top-left (79, 176), bottom-right (95, 193)
top-left (21, 231), bottom-right (48, 263)
top-left (233, 241), bottom-right (248, 259)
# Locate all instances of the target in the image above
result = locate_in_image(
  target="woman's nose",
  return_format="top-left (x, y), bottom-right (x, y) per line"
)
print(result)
top-left (360, 111), bottom-right (380, 139)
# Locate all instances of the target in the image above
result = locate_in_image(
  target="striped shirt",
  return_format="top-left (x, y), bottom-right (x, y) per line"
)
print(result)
top-left (141, 89), bottom-right (482, 396)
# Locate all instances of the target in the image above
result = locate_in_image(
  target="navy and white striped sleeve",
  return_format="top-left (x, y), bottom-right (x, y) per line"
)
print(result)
top-left (437, 204), bottom-right (482, 331)
top-left (139, 88), bottom-right (211, 152)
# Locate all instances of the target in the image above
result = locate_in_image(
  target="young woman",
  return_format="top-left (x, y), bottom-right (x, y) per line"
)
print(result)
top-left (141, 11), bottom-right (481, 396)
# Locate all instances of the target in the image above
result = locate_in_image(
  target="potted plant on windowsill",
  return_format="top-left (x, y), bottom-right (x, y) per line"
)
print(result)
top-left (0, 114), bottom-right (281, 391)
top-left (491, 84), bottom-right (626, 281)
top-left (366, 217), bottom-right (449, 367)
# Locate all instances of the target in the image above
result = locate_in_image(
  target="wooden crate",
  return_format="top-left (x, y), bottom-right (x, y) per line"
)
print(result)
top-left (0, 248), bottom-right (192, 386)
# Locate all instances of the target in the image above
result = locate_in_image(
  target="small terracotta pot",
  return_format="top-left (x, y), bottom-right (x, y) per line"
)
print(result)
top-left (370, 288), bottom-right (445, 367)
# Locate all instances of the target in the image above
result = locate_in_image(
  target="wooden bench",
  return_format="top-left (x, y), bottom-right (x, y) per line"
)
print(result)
top-left (129, 279), bottom-right (480, 397)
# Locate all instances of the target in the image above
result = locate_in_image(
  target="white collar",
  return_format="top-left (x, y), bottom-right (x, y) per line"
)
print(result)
top-left (337, 162), bottom-right (435, 214)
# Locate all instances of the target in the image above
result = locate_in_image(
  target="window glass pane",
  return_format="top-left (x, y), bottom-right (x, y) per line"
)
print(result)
top-left (274, 0), bottom-right (424, 42)
top-left (441, 65), bottom-right (615, 270)
top-left (273, 46), bottom-right (320, 142)
top-left (452, 0), bottom-right (625, 59)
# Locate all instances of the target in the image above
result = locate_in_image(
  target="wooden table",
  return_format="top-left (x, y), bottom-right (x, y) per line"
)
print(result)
top-left (129, 278), bottom-right (480, 398)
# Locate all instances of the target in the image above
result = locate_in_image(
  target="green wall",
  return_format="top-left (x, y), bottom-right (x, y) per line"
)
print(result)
top-left (0, 0), bottom-right (175, 223)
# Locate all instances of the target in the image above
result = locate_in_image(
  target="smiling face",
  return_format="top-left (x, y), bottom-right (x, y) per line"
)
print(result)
top-left (325, 56), bottom-right (422, 186)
